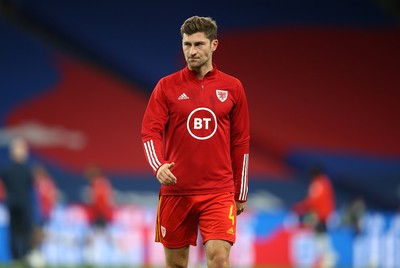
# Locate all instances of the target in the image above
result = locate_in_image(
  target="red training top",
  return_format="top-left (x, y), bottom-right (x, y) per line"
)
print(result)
top-left (142, 65), bottom-right (250, 201)
top-left (294, 174), bottom-right (335, 223)
top-left (90, 176), bottom-right (113, 221)
top-left (35, 174), bottom-right (57, 220)
top-left (0, 180), bottom-right (4, 201)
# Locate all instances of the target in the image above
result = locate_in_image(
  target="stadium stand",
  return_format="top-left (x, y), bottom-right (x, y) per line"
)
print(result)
top-left (1, 0), bottom-right (398, 207)
top-left (1, 1), bottom-right (400, 266)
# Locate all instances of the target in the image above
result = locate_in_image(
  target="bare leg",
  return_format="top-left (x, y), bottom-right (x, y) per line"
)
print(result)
top-left (205, 240), bottom-right (231, 268)
top-left (164, 245), bottom-right (190, 268)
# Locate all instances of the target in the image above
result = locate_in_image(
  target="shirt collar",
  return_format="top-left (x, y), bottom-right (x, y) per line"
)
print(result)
top-left (184, 63), bottom-right (218, 80)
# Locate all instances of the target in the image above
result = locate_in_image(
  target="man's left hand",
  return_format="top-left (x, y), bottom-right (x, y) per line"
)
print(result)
top-left (236, 201), bottom-right (246, 216)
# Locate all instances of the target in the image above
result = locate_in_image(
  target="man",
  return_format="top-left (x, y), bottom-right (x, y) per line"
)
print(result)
top-left (293, 166), bottom-right (336, 267)
top-left (33, 164), bottom-right (57, 225)
top-left (29, 164), bottom-right (58, 268)
top-left (293, 166), bottom-right (335, 233)
top-left (141, 16), bottom-right (250, 268)
top-left (0, 138), bottom-right (34, 264)
top-left (85, 165), bottom-right (114, 229)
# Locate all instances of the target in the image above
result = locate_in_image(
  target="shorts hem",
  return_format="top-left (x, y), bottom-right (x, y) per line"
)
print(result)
top-left (202, 236), bottom-right (235, 245)
top-left (158, 240), bottom-right (197, 249)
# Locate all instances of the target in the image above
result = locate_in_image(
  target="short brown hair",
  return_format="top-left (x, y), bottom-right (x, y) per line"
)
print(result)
top-left (180, 16), bottom-right (217, 41)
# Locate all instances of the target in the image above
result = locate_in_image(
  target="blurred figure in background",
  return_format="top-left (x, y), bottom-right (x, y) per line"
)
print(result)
top-left (293, 165), bottom-right (336, 268)
top-left (293, 165), bottom-right (335, 233)
top-left (28, 164), bottom-right (58, 267)
top-left (0, 180), bottom-right (5, 202)
top-left (84, 165), bottom-right (114, 265)
top-left (0, 138), bottom-right (34, 265)
top-left (85, 165), bottom-right (114, 230)
top-left (33, 164), bottom-right (57, 226)
top-left (342, 195), bottom-right (366, 236)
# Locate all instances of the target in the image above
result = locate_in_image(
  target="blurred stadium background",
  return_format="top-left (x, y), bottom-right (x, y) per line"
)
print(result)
top-left (0, 0), bottom-right (399, 267)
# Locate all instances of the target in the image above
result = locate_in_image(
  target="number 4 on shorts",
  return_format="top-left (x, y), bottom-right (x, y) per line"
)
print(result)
top-left (229, 205), bottom-right (235, 225)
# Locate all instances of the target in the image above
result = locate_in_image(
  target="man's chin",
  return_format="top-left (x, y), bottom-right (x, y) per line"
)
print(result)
top-left (188, 63), bottom-right (202, 69)
top-left (187, 60), bottom-right (204, 68)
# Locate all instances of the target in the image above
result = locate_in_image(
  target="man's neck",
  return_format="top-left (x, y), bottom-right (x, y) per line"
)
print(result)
top-left (189, 63), bottom-right (213, 80)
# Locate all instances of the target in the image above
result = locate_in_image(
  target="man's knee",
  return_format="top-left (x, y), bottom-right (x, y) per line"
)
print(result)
top-left (166, 261), bottom-right (187, 268)
top-left (205, 240), bottom-right (231, 268)
top-left (164, 246), bottom-right (189, 268)
top-left (165, 257), bottom-right (188, 268)
top-left (207, 251), bottom-right (230, 268)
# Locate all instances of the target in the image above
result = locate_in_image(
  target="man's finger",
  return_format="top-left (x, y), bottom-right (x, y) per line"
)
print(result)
top-left (168, 172), bottom-right (177, 184)
top-left (237, 208), bottom-right (244, 215)
top-left (163, 169), bottom-right (177, 185)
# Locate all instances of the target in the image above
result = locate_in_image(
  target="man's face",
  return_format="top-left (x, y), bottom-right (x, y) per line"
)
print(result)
top-left (10, 138), bottom-right (28, 163)
top-left (182, 32), bottom-right (218, 70)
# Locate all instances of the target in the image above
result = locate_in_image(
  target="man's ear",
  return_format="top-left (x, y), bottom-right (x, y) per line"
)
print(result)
top-left (212, 39), bottom-right (219, 52)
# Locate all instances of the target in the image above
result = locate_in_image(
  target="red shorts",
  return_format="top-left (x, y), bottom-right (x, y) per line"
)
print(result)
top-left (155, 192), bottom-right (236, 248)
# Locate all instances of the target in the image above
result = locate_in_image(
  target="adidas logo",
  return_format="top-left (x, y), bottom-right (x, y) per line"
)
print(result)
top-left (178, 93), bottom-right (189, 100)
top-left (227, 227), bottom-right (234, 235)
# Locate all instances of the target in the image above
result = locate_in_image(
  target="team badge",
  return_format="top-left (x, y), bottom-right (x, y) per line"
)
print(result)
top-left (161, 226), bottom-right (166, 238)
top-left (216, 90), bottom-right (228, 102)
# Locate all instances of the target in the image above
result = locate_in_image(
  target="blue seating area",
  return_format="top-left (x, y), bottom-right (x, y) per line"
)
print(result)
top-left (0, 16), bottom-right (58, 125)
top-left (16, 0), bottom-right (397, 90)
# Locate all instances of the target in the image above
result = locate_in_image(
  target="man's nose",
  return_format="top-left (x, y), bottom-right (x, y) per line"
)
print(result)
top-left (189, 46), bottom-right (197, 55)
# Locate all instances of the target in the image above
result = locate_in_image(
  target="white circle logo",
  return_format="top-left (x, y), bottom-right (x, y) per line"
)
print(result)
top-left (187, 107), bottom-right (217, 140)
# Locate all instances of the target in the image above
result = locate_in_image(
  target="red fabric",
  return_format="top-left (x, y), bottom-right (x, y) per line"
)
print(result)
top-left (254, 228), bottom-right (291, 265)
top-left (0, 180), bottom-right (4, 201)
top-left (294, 175), bottom-right (335, 222)
top-left (142, 65), bottom-right (250, 201)
top-left (156, 193), bottom-right (236, 248)
top-left (35, 175), bottom-right (57, 219)
top-left (219, 29), bottom-right (400, 159)
top-left (7, 57), bottom-right (149, 173)
top-left (89, 176), bottom-right (113, 221)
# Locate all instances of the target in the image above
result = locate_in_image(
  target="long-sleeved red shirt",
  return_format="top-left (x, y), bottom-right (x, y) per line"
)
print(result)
top-left (89, 176), bottom-right (113, 221)
top-left (294, 174), bottom-right (335, 223)
top-left (142, 65), bottom-right (250, 201)
top-left (35, 174), bottom-right (57, 220)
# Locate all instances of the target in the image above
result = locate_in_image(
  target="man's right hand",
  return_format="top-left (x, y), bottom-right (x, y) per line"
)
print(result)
top-left (156, 162), bottom-right (177, 186)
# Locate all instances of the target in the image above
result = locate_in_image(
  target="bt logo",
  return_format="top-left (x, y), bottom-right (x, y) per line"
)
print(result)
top-left (187, 107), bottom-right (217, 140)
top-left (193, 118), bottom-right (212, 130)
